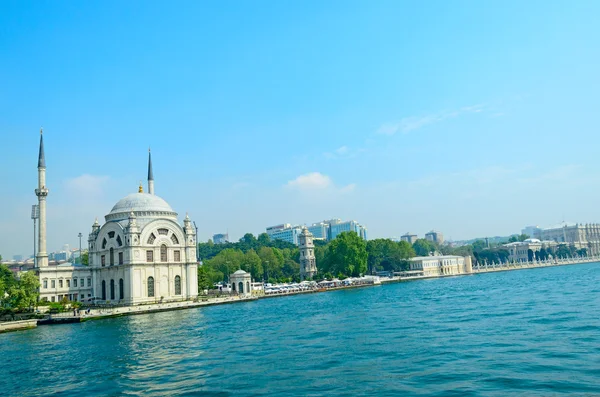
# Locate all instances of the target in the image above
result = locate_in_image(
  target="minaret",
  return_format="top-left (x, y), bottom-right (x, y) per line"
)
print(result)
top-left (299, 227), bottom-right (317, 280)
top-left (35, 129), bottom-right (49, 267)
top-left (148, 148), bottom-right (154, 195)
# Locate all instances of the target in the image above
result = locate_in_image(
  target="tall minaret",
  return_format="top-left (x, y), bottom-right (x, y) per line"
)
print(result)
top-left (148, 148), bottom-right (154, 195)
top-left (35, 129), bottom-right (49, 267)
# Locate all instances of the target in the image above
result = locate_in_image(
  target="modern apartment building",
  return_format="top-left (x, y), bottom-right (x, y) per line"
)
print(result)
top-left (425, 230), bottom-right (444, 245)
top-left (266, 219), bottom-right (368, 245)
top-left (401, 233), bottom-right (418, 244)
top-left (213, 233), bottom-right (229, 244)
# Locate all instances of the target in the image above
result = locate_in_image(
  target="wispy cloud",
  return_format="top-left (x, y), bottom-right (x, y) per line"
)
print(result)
top-left (285, 172), bottom-right (356, 194)
top-left (377, 104), bottom-right (485, 135)
top-left (286, 172), bottom-right (332, 190)
top-left (323, 145), bottom-right (366, 159)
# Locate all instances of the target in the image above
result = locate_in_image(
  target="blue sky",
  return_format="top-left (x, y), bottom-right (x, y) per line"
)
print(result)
top-left (1, 1), bottom-right (600, 258)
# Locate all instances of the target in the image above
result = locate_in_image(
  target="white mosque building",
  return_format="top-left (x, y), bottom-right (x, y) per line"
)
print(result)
top-left (36, 131), bottom-right (198, 304)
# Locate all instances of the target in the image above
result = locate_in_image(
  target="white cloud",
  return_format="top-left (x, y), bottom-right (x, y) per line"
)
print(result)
top-left (335, 146), bottom-right (348, 155)
top-left (377, 104), bottom-right (485, 135)
top-left (286, 172), bottom-right (332, 190)
top-left (64, 174), bottom-right (110, 196)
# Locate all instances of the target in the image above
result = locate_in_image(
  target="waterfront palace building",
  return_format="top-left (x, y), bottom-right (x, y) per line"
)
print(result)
top-left (35, 131), bottom-right (198, 304)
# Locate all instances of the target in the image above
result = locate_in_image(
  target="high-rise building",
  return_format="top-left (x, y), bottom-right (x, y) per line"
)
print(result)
top-left (521, 226), bottom-right (542, 239)
top-left (266, 219), bottom-right (368, 245)
top-left (425, 230), bottom-right (444, 245)
top-left (401, 233), bottom-right (418, 244)
top-left (213, 233), bottom-right (229, 244)
top-left (266, 224), bottom-right (302, 245)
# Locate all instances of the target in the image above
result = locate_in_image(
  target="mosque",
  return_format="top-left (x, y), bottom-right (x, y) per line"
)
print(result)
top-left (36, 131), bottom-right (198, 304)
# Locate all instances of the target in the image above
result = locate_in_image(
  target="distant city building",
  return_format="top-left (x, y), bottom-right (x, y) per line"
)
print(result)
top-left (425, 230), bottom-right (444, 245)
top-left (299, 227), bottom-right (317, 280)
top-left (503, 239), bottom-right (558, 262)
top-left (521, 225), bottom-right (542, 239)
top-left (266, 224), bottom-right (302, 245)
top-left (266, 219), bottom-right (367, 245)
top-left (325, 219), bottom-right (368, 241)
top-left (538, 222), bottom-right (600, 255)
top-left (409, 255), bottom-right (472, 277)
top-left (49, 250), bottom-right (70, 262)
top-left (401, 233), bottom-right (418, 244)
top-left (307, 222), bottom-right (329, 241)
top-left (213, 233), bottom-right (229, 244)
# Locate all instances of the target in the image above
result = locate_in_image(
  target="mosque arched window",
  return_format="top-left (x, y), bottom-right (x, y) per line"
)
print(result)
top-left (109, 248), bottom-right (114, 266)
top-left (101, 281), bottom-right (106, 300)
top-left (110, 279), bottom-right (115, 300)
top-left (171, 234), bottom-right (179, 244)
top-left (116, 235), bottom-right (123, 247)
top-left (158, 228), bottom-right (169, 236)
top-left (147, 233), bottom-right (156, 244)
top-left (148, 277), bottom-right (155, 297)
top-left (175, 275), bottom-right (181, 295)
top-left (119, 279), bottom-right (124, 300)
top-left (102, 238), bottom-right (107, 249)
top-left (160, 245), bottom-right (167, 262)
top-left (108, 231), bottom-right (115, 238)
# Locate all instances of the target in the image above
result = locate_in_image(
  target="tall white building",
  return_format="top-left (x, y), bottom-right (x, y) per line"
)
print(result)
top-left (266, 224), bottom-right (302, 245)
top-left (87, 150), bottom-right (198, 304)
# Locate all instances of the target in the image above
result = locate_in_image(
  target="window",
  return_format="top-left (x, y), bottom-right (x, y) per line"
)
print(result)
top-left (101, 281), bottom-right (106, 300)
top-left (108, 231), bottom-right (115, 238)
top-left (110, 248), bottom-right (114, 266)
top-left (148, 277), bottom-right (155, 297)
top-left (119, 279), bottom-right (124, 300)
top-left (74, 279), bottom-right (77, 287)
top-left (119, 252), bottom-right (123, 265)
top-left (51, 280), bottom-right (55, 288)
top-left (174, 250), bottom-right (180, 262)
top-left (102, 238), bottom-right (107, 249)
top-left (87, 278), bottom-right (91, 287)
top-left (147, 233), bottom-right (156, 244)
top-left (101, 255), bottom-right (106, 266)
top-left (67, 279), bottom-right (71, 288)
top-left (43, 280), bottom-right (48, 289)
top-left (81, 279), bottom-right (84, 288)
top-left (171, 234), bottom-right (179, 244)
top-left (58, 280), bottom-right (63, 288)
top-left (110, 280), bottom-right (115, 300)
top-left (174, 275), bottom-right (181, 295)
top-left (146, 250), bottom-right (153, 262)
top-left (160, 245), bottom-right (167, 262)
top-left (158, 228), bottom-right (168, 236)
top-left (51, 297), bottom-right (55, 302)
top-left (116, 235), bottom-right (123, 247)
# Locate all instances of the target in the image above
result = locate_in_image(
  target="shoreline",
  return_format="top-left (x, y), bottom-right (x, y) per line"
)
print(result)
top-left (1, 257), bottom-right (598, 334)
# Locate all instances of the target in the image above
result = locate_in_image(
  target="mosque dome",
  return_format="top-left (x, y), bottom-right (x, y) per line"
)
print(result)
top-left (105, 192), bottom-right (177, 222)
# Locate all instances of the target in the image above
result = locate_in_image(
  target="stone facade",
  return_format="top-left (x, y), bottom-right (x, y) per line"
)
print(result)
top-left (230, 270), bottom-right (252, 296)
top-left (33, 135), bottom-right (198, 305)
top-left (540, 223), bottom-right (600, 255)
top-left (298, 227), bottom-right (317, 280)
top-left (409, 255), bottom-right (470, 277)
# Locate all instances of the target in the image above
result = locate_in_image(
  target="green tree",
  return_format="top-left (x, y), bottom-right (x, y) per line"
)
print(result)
top-left (81, 252), bottom-right (89, 265)
top-left (243, 249), bottom-right (263, 281)
top-left (518, 234), bottom-right (530, 242)
top-left (257, 233), bottom-right (270, 246)
top-left (412, 239), bottom-right (435, 256)
top-left (325, 232), bottom-right (368, 277)
top-left (197, 266), bottom-right (212, 292)
top-left (204, 248), bottom-right (245, 281)
top-left (367, 239), bottom-right (415, 273)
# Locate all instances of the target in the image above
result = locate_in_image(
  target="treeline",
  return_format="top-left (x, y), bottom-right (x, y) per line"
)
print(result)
top-left (197, 233), bottom-right (471, 288)
top-left (0, 260), bottom-right (40, 313)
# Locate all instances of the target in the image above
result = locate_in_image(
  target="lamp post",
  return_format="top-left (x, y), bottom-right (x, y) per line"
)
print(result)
top-left (31, 205), bottom-right (39, 267)
top-left (78, 233), bottom-right (83, 264)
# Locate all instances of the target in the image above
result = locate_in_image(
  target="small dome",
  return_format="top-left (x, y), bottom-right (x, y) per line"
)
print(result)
top-left (524, 238), bottom-right (541, 243)
top-left (106, 193), bottom-right (176, 221)
top-left (232, 269), bottom-right (248, 275)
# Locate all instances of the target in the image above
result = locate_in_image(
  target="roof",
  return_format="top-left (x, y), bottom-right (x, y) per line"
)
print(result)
top-left (108, 193), bottom-right (175, 218)
top-left (38, 131), bottom-right (45, 168)
top-left (410, 255), bottom-right (463, 261)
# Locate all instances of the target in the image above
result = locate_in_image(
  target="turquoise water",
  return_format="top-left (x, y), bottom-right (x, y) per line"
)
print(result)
top-left (2, 263), bottom-right (600, 396)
